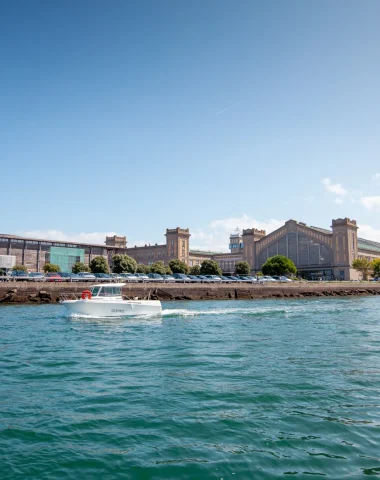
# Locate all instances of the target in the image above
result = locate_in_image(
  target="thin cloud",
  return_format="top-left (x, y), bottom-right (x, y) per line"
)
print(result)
top-left (321, 178), bottom-right (348, 197)
top-left (361, 196), bottom-right (380, 211)
top-left (20, 229), bottom-right (118, 245)
top-left (215, 102), bottom-right (239, 115)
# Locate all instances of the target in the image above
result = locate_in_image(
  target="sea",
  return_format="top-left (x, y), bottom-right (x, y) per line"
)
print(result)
top-left (1, 297), bottom-right (380, 479)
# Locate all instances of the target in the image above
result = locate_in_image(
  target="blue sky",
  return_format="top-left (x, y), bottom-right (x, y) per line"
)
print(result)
top-left (1, 1), bottom-right (380, 251)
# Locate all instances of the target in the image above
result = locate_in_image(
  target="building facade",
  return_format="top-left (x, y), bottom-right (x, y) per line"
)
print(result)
top-left (2, 217), bottom-right (380, 279)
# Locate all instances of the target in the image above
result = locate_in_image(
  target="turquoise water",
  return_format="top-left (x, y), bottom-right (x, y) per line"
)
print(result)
top-left (1, 298), bottom-right (380, 479)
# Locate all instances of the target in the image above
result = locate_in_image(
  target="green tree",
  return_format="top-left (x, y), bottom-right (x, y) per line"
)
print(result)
top-left (262, 255), bottom-right (297, 276)
top-left (90, 256), bottom-right (109, 274)
top-left (72, 262), bottom-right (90, 273)
top-left (12, 264), bottom-right (28, 273)
top-left (200, 259), bottom-right (222, 276)
top-left (373, 259), bottom-right (380, 278)
top-left (352, 258), bottom-right (373, 281)
top-left (189, 264), bottom-right (201, 275)
top-left (136, 264), bottom-right (150, 274)
top-left (150, 261), bottom-right (166, 275)
top-left (169, 259), bottom-right (189, 274)
top-left (165, 265), bottom-right (173, 275)
top-left (112, 254), bottom-right (137, 274)
top-left (235, 261), bottom-right (250, 275)
top-left (43, 263), bottom-right (61, 273)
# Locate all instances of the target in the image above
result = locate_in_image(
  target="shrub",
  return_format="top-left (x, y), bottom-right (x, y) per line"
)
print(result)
top-left (43, 263), bottom-right (61, 273)
top-left (262, 255), bottom-right (297, 276)
top-left (72, 262), bottom-right (90, 273)
top-left (12, 264), bottom-right (28, 273)
top-left (90, 256), bottom-right (109, 274)
top-left (235, 261), bottom-right (250, 275)
top-left (112, 254), bottom-right (137, 274)
top-left (169, 259), bottom-right (189, 274)
top-left (200, 260), bottom-right (222, 276)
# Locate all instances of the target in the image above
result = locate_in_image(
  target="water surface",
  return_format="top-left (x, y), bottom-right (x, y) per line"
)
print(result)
top-left (1, 297), bottom-right (380, 479)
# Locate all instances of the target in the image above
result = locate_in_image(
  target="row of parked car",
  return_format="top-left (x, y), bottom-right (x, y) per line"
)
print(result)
top-left (0, 270), bottom-right (293, 283)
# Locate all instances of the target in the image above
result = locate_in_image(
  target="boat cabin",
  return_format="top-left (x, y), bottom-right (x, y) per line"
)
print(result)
top-left (89, 283), bottom-right (125, 298)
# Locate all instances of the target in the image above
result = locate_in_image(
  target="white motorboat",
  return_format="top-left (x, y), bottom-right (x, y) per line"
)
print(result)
top-left (61, 283), bottom-right (162, 317)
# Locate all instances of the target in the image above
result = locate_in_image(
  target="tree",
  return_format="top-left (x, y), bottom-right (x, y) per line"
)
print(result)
top-left (373, 259), bottom-right (380, 278)
top-left (200, 259), bottom-right (222, 276)
top-left (136, 264), bottom-right (150, 274)
top-left (112, 254), bottom-right (137, 274)
top-left (165, 265), bottom-right (173, 275)
top-left (150, 261), bottom-right (166, 275)
top-left (72, 262), bottom-right (90, 273)
top-left (43, 263), bottom-right (61, 273)
top-left (169, 259), bottom-right (189, 274)
top-left (262, 255), bottom-right (297, 276)
top-left (189, 264), bottom-right (201, 275)
top-left (352, 258), bottom-right (373, 281)
top-left (235, 261), bottom-right (250, 275)
top-left (12, 264), bottom-right (27, 273)
top-left (90, 256), bottom-right (109, 274)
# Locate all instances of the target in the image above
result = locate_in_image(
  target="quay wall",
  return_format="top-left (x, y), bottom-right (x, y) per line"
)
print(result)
top-left (1, 282), bottom-right (380, 304)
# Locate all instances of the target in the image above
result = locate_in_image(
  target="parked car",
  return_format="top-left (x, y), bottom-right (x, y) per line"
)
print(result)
top-left (45, 272), bottom-right (64, 282)
top-left (148, 273), bottom-right (164, 282)
top-left (28, 272), bottom-right (46, 282)
top-left (172, 273), bottom-right (192, 282)
top-left (225, 275), bottom-right (244, 282)
top-left (279, 276), bottom-right (292, 282)
top-left (76, 272), bottom-right (96, 281)
top-left (219, 275), bottom-right (234, 283)
top-left (187, 275), bottom-right (202, 283)
top-left (204, 275), bottom-right (223, 282)
top-left (197, 275), bottom-right (214, 283)
top-left (258, 276), bottom-right (277, 283)
top-left (119, 273), bottom-right (139, 282)
top-left (10, 270), bottom-right (31, 281)
top-left (109, 273), bottom-right (123, 281)
top-left (241, 276), bottom-right (258, 283)
top-left (59, 272), bottom-right (81, 282)
top-left (162, 275), bottom-right (176, 283)
top-left (236, 276), bottom-right (254, 283)
top-left (134, 273), bottom-right (150, 282)
top-left (94, 273), bottom-right (113, 282)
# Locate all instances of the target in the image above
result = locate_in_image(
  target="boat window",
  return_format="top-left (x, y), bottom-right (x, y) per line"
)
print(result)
top-left (91, 286), bottom-right (101, 297)
top-left (98, 287), bottom-right (122, 296)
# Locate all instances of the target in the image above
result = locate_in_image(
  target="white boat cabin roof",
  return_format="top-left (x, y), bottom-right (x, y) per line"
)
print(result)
top-left (91, 283), bottom-right (126, 288)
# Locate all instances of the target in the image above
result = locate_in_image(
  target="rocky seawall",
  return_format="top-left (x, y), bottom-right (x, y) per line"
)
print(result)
top-left (1, 282), bottom-right (380, 304)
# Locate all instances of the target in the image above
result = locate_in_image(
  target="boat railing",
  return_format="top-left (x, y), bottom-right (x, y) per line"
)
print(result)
top-left (60, 293), bottom-right (80, 301)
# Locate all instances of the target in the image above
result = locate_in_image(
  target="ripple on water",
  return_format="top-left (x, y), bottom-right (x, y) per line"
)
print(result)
top-left (1, 298), bottom-right (380, 479)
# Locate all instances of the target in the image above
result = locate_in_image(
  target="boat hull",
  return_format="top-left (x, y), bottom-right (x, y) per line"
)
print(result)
top-left (61, 299), bottom-right (162, 317)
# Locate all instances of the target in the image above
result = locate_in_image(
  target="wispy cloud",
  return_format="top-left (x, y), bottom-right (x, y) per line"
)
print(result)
top-left (191, 215), bottom-right (285, 251)
top-left (358, 223), bottom-right (380, 242)
top-left (20, 229), bottom-right (118, 245)
top-left (372, 173), bottom-right (380, 181)
top-left (361, 196), bottom-right (380, 211)
top-left (321, 177), bottom-right (348, 197)
top-left (215, 102), bottom-right (239, 115)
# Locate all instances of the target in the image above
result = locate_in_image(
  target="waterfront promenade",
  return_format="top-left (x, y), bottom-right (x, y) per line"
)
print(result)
top-left (1, 281), bottom-right (380, 304)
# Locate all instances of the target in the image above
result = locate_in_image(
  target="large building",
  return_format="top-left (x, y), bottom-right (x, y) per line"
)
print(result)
top-left (1, 217), bottom-right (380, 280)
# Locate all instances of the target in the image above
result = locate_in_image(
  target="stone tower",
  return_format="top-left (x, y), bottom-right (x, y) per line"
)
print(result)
top-left (165, 228), bottom-right (191, 265)
top-left (331, 218), bottom-right (358, 280)
top-left (242, 228), bottom-right (266, 271)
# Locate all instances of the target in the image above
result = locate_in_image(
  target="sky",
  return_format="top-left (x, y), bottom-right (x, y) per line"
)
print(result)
top-left (1, 0), bottom-right (380, 252)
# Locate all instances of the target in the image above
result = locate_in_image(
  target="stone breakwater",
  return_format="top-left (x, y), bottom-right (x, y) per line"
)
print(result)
top-left (1, 282), bottom-right (380, 304)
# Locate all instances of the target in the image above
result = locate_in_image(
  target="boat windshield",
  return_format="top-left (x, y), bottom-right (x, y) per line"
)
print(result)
top-left (98, 286), bottom-right (122, 297)
top-left (90, 286), bottom-right (101, 297)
